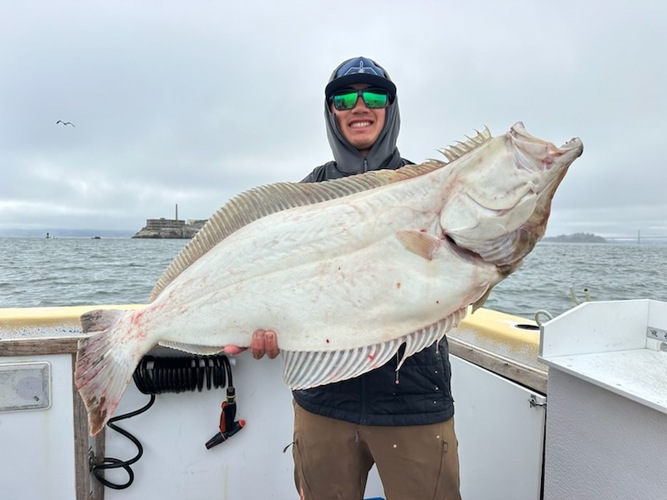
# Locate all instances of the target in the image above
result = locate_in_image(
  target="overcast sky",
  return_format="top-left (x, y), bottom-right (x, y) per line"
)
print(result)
top-left (1, 0), bottom-right (665, 239)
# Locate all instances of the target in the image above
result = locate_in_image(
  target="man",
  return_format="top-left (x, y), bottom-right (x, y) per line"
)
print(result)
top-left (230, 56), bottom-right (461, 500)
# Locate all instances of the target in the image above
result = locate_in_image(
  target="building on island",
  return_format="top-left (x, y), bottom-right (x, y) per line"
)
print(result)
top-left (132, 218), bottom-right (207, 239)
top-left (132, 204), bottom-right (206, 239)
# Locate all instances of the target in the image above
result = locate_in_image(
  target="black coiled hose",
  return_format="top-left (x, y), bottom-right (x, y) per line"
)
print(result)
top-left (90, 394), bottom-right (155, 489)
top-left (91, 353), bottom-right (233, 490)
top-left (133, 354), bottom-right (233, 395)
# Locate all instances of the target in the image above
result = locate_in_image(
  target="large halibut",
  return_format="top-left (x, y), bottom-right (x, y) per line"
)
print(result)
top-left (75, 122), bottom-right (583, 434)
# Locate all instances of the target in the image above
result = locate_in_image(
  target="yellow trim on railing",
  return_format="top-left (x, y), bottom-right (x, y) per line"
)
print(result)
top-left (0, 304), bottom-right (144, 328)
top-left (0, 304), bottom-right (538, 345)
top-left (458, 308), bottom-right (540, 346)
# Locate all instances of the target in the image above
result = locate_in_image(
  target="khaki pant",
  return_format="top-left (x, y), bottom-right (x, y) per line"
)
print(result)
top-left (292, 401), bottom-right (461, 500)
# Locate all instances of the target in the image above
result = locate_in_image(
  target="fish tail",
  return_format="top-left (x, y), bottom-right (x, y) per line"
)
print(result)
top-left (74, 309), bottom-right (150, 435)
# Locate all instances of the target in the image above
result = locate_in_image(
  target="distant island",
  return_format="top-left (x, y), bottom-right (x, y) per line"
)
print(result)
top-left (542, 232), bottom-right (606, 243)
top-left (133, 204), bottom-right (207, 239)
top-left (133, 218), bottom-right (207, 239)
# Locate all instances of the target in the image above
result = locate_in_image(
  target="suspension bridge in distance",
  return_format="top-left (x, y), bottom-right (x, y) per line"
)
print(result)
top-left (604, 231), bottom-right (667, 243)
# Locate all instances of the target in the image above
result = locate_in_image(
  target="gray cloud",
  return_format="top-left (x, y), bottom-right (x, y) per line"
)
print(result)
top-left (1, 0), bottom-right (665, 238)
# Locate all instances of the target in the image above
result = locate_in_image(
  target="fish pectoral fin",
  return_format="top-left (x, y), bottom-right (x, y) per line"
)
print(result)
top-left (158, 340), bottom-right (225, 355)
top-left (396, 230), bottom-right (441, 260)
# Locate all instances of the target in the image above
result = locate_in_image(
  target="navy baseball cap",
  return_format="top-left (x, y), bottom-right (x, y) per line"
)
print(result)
top-left (325, 56), bottom-right (397, 99)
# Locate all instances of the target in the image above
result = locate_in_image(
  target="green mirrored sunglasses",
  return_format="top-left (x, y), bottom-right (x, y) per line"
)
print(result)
top-left (331, 89), bottom-right (390, 111)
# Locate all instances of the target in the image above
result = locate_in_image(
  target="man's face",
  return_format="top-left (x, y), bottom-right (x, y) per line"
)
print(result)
top-left (330, 83), bottom-right (387, 157)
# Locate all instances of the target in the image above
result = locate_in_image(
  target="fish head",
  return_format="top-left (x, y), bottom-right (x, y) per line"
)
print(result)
top-left (439, 122), bottom-right (583, 273)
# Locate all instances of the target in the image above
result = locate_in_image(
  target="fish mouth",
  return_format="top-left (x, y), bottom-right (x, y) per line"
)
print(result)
top-left (442, 233), bottom-right (487, 264)
top-left (510, 121), bottom-right (584, 170)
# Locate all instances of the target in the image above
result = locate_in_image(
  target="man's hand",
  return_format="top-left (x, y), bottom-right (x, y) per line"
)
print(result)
top-left (223, 329), bottom-right (279, 359)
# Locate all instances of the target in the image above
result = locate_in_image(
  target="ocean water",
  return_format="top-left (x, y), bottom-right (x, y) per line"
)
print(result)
top-left (0, 237), bottom-right (666, 320)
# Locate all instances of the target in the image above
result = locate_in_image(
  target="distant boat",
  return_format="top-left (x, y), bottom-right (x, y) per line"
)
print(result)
top-left (92, 236), bottom-right (102, 240)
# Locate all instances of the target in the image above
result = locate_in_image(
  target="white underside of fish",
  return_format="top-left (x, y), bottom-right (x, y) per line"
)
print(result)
top-left (129, 172), bottom-right (499, 385)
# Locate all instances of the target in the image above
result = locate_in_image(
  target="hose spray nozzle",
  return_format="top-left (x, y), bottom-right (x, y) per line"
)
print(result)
top-left (205, 386), bottom-right (246, 449)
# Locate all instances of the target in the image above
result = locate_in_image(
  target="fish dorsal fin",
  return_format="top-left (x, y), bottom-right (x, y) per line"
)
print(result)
top-left (283, 307), bottom-right (468, 390)
top-left (436, 127), bottom-right (492, 162)
top-left (149, 127), bottom-right (493, 301)
top-left (150, 162), bottom-right (439, 300)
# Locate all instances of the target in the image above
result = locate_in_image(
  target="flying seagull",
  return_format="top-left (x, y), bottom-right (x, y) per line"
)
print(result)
top-left (56, 120), bottom-right (75, 127)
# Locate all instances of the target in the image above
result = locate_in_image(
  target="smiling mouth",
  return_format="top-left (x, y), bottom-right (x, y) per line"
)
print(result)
top-left (350, 121), bottom-right (372, 128)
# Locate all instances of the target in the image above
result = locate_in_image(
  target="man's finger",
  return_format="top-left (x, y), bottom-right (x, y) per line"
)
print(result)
top-left (264, 330), bottom-right (279, 359)
top-left (223, 345), bottom-right (246, 355)
top-left (251, 329), bottom-right (268, 359)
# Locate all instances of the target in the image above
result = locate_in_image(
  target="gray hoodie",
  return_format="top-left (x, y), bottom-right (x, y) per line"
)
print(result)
top-left (302, 59), bottom-right (407, 182)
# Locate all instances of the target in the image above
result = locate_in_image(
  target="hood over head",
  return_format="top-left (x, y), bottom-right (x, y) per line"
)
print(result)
top-left (324, 56), bottom-right (403, 175)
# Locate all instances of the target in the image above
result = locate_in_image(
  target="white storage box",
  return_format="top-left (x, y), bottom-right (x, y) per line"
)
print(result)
top-left (539, 299), bottom-right (667, 500)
